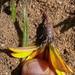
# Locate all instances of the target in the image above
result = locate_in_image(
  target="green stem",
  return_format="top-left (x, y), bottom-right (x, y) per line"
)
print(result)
top-left (22, 0), bottom-right (28, 47)
top-left (11, 0), bottom-right (16, 22)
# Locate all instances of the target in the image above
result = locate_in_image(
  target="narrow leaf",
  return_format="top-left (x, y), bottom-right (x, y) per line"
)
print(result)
top-left (22, 0), bottom-right (28, 47)
top-left (11, 0), bottom-right (16, 22)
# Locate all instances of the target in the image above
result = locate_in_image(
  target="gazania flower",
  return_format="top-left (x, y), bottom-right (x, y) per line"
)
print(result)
top-left (8, 43), bottom-right (73, 75)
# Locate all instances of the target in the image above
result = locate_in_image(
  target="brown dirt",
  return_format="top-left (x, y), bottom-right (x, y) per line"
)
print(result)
top-left (0, 0), bottom-right (75, 75)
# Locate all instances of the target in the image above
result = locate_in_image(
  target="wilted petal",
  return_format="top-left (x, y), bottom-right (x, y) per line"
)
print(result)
top-left (49, 43), bottom-right (73, 74)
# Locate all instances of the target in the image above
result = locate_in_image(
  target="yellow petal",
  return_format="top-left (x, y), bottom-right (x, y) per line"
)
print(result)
top-left (56, 69), bottom-right (66, 75)
top-left (25, 50), bottom-right (38, 61)
top-left (26, 50), bottom-right (39, 60)
top-left (11, 50), bottom-right (34, 58)
top-left (9, 46), bottom-right (39, 53)
top-left (26, 47), bottom-right (44, 61)
top-left (54, 48), bottom-right (73, 73)
top-left (49, 43), bottom-right (73, 73)
top-left (50, 48), bottom-right (64, 71)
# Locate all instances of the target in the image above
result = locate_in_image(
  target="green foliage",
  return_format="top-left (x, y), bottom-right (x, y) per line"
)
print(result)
top-left (11, 0), bottom-right (28, 47)
top-left (22, 0), bottom-right (28, 47)
top-left (11, 0), bottom-right (16, 22)
top-left (0, 0), bottom-right (28, 47)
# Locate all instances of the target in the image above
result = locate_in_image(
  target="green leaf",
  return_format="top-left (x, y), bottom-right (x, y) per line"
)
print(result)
top-left (11, 0), bottom-right (16, 22)
top-left (22, 0), bottom-right (28, 47)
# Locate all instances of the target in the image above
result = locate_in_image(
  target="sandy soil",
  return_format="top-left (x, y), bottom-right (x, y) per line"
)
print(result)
top-left (0, 0), bottom-right (75, 75)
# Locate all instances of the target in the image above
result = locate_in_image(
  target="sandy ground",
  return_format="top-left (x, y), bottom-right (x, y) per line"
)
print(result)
top-left (0, 0), bottom-right (75, 75)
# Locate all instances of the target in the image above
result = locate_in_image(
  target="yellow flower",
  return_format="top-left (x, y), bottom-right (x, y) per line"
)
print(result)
top-left (8, 43), bottom-right (73, 75)
top-left (49, 44), bottom-right (73, 75)
top-left (9, 46), bottom-right (39, 58)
